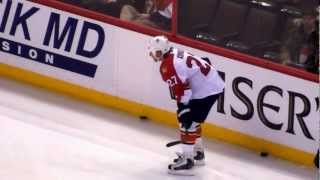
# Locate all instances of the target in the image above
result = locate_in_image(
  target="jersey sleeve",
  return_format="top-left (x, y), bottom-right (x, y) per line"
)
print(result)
top-left (173, 58), bottom-right (193, 104)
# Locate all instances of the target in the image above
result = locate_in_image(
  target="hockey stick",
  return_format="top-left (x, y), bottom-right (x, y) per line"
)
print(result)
top-left (166, 140), bottom-right (181, 147)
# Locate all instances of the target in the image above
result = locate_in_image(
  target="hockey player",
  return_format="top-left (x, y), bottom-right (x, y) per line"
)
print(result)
top-left (148, 35), bottom-right (225, 175)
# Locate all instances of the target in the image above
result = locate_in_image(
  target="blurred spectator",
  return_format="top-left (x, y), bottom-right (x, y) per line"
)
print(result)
top-left (93, 0), bottom-right (135, 18)
top-left (149, 0), bottom-right (172, 30)
top-left (120, 0), bottom-right (158, 26)
top-left (60, 0), bottom-right (135, 18)
top-left (280, 8), bottom-right (318, 72)
top-left (304, 18), bottom-right (319, 74)
top-left (120, 0), bottom-right (172, 31)
top-left (60, 0), bottom-right (172, 30)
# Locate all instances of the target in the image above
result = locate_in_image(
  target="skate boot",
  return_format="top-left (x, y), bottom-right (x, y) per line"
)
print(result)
top-left (193, 138), bottom-right (205, 166)
top-left (193, 150), bottom-right (205, 166)
top-left (173, 151), bottom-right (205, 166)
top-left (168, 152), bottom-right (194, 176)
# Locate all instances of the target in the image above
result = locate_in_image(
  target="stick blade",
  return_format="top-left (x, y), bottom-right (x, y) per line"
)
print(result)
top-left (166, 140), bottom-right (181, 147)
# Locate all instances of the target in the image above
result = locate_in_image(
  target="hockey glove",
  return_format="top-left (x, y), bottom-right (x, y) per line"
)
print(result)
top-left (177, 103), bottom-right (192, 129)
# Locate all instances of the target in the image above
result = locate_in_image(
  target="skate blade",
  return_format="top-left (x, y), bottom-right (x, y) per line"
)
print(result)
top-left (168, 169), bottom-right (195, 176)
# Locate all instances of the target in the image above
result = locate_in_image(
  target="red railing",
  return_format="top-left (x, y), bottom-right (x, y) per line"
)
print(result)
top-left (30, 0), bottom-right (318, 83)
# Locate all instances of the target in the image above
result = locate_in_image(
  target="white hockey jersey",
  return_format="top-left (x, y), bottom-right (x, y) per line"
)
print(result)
top-left (159, 48), bottom-right (225, 104)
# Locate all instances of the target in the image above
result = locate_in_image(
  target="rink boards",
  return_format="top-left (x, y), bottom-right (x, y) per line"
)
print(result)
top-left (0, 0), bottom-right (318, 166)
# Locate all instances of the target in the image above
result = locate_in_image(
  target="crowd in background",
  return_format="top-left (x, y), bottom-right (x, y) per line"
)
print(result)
top-left (119, 0), bottom-right (172, 30)
top-left (61, 0), bottom-right (172, 30)
top-left (60, 0), bottom-right (318, 75)
top-left (281, 7), bottom-right (319, 73)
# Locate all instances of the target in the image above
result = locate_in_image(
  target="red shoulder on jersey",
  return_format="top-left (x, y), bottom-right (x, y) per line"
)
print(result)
top-left (160, 54), bottom-right (175, 81)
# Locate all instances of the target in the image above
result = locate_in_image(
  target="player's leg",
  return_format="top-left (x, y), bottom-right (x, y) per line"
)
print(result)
top-left (168, 93), bottom-right (222, 175)
top-left (168, 121), bottom-right (198, 176)
top-left (189, 92), bottom-right (223, 165)
top-left (193, 125), bottom-right (205, 166)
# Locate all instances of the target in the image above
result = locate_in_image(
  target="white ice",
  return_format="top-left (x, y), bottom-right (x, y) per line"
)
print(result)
top-left (0, 77), bottom-right (318, 180)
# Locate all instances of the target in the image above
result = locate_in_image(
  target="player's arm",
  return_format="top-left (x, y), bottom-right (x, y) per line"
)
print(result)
top-left (174, 67), bottom-right (192, 129)
top-left (176, 85), bottom-right (193, 129)
top-left (178, 81), bottom-right (191, 105)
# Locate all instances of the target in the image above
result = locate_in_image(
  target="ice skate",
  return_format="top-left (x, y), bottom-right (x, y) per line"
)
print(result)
top-left (194, 150), bottom-right (205, 166)
top-left (193, 140), bottom-right (205, 166)
top-left (194, 141), bottom-right (205, 166)
top-left (168, 152), bottom-right (195, 176)
top-left (173, 151), bottom-right (205, 166)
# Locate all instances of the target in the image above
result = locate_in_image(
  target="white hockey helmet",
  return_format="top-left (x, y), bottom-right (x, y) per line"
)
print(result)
top-left (148, 35), bottom-right (170, 62)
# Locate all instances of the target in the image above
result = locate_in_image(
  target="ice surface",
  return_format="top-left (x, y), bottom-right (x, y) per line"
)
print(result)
top-left (0, 77), bottom-right (317, 180)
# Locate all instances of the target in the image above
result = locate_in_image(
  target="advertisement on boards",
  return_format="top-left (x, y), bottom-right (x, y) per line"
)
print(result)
top-left (0, 0), bottom-right (116, 93)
